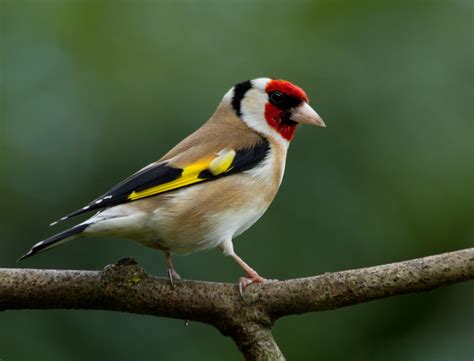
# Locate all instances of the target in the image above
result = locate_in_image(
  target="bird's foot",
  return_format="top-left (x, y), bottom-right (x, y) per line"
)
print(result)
top-left (238, 271), bottom-right (266, 301)
top-left (167, 268), bottom-right (181, 287)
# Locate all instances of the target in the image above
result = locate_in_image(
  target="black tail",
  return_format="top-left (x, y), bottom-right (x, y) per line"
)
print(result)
top-left (18, 223), bottom-right (90, 261)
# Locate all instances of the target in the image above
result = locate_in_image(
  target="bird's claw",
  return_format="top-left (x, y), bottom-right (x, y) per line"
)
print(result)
top-left (167, 268), bottom-right (181, 287)
top-left (238, 273), bottom-right (266, 301)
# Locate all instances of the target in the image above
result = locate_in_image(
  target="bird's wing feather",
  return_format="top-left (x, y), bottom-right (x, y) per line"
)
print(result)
top-left (52, 138), bottom-right (270, 224)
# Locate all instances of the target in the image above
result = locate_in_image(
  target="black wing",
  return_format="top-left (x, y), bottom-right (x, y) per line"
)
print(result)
top-left (51, 139), bottom-right (270, 225)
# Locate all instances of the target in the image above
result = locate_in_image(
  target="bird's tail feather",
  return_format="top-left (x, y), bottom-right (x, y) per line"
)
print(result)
top-left (18, 223), bottom-right (90, 261)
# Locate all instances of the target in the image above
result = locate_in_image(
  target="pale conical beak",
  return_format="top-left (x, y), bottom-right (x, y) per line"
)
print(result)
top-left (290, 102), bottom-right (326, 127)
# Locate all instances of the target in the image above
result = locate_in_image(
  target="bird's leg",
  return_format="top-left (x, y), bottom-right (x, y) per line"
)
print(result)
top-left (164, 252), bottom-right (189, 325)
top-left (164, 251), bottom-right (181, 286)
top-left (219, 239), bottom-right (266, 299)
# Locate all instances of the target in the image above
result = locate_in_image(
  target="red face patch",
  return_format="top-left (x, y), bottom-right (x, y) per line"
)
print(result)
top-left (263, 79), bottom-right (309, 141)
top-left (265, 79), bottom-right (309, 103)
top-left (264, 103), bottom-right (297, 141)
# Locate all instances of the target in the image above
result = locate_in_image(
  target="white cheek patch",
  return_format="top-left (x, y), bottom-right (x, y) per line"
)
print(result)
top-left (241, 88), bottom-right (267, 118)
top-left (240, 87), bottom-right (290, 149)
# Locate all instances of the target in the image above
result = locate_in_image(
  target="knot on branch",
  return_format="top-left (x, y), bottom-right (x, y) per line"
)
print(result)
top-left (101, 257), bottom-right (147, 287)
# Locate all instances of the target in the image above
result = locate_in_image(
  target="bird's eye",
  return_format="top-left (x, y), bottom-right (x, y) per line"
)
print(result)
top-left (270, 91), bottom-right (284, 104)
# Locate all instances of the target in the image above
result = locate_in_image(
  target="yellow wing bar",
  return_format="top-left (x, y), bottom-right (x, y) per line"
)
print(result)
top-left (128, 149), bottom-right (236, 201)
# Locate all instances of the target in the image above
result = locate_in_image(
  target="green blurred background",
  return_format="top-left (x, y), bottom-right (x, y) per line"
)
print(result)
top-left (1, 0), bottom-right (473, 360)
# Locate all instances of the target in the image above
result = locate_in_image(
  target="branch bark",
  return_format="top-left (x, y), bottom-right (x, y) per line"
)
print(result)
top-left (1, 248), bottom-right (473, 360)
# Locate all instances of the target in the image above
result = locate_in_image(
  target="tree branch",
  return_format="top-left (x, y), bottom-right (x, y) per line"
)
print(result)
top-left (1, 248), bottom-right (473, 360)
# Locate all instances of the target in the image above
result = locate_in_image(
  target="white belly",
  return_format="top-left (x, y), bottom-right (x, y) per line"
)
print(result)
top-left (147, 179), bottom-right (271, 254)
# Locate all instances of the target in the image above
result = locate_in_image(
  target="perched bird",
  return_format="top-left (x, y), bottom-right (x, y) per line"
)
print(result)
top-left (19, 77), bottom-right (325, 293)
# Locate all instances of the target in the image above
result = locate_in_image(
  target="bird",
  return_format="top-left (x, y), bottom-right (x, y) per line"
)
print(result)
top-left (19, 77), bottom-right (325, 294)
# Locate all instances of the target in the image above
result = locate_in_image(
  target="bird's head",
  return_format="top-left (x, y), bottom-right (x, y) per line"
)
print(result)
top-left (225, 77), bottom-right (325, 143)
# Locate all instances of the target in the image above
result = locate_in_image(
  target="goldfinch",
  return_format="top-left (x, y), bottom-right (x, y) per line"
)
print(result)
top-left (20, 77), bottom-right (325, 292)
